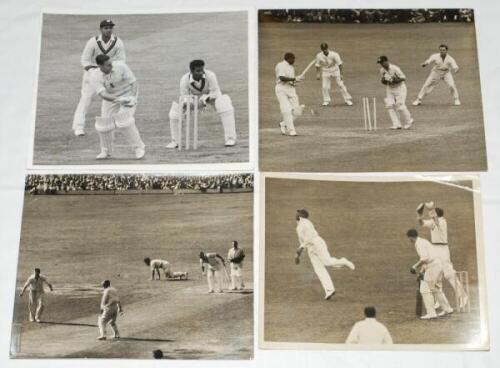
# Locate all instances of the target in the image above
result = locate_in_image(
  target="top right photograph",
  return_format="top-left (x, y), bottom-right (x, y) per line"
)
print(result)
top-left (259, 9), bottom-right (487, 172)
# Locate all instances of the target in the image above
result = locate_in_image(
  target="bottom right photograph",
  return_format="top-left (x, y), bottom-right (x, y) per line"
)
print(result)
top-left (259, 173), bottom-right (488, 350)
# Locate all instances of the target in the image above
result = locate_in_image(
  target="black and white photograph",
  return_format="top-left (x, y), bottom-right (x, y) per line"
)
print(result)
top-left (260, 173), bottom-right (488, 349)
top-left (258, 9), bottom-right (487, 172)
top-left (10, 173), bottom-right (253, 359)
top-left (30, 11), bottom-right (251, 166)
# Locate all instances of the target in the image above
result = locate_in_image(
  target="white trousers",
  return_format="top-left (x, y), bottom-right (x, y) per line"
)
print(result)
top-left (98, 305), bottom-right (119, 337)
top-left (321, 70), bottom-right (352, 103)
top-left (417, 70), bottom-right (459, 101)
top-left (385, 83), bottom-right (412, 127)
top-left (420, 260), bottom-right (452, 315)
top-left (100, 101), bottom-right (145, 151)
top-left (230, 262), bottom-right (244, 289)
top-left (207, 268), bottom-right (223, 292)
top-left (28, 291), bottom-right (44, 321)
top-left (72, 69), bottom-right (99, 131)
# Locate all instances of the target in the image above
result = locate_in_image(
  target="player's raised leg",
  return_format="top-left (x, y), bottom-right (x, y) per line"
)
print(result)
top-left (309, 253), bottom-right (336, 300)
top-left (215, 94), bottom-right (237, 146)
top-left (314, 238), bottom-right (355, 270)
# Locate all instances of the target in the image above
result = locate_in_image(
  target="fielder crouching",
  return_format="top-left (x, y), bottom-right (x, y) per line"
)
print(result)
top-left (166, 59), bottom-right (237, 148)
top-left (92, 54), bottom-right (146, 160)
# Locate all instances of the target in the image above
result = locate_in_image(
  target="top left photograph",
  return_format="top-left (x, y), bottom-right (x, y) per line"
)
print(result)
top-left (29, 10), bottom-right (252, 167)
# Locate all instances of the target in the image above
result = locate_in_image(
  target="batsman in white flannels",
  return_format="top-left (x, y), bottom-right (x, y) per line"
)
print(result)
top-left (19, 268), bottom-right (53, 323)
top-left (97, 280), bottom-right (123, 340)
top-left (199, 251), bottom-right (226, 293)
top-left (275, 53), bottom-right (305, 136)
top-left (166, 59), bottom-right (237, 148)
top-left (72, 19), bottom-right (126, 136)
top-left (294, 209), bottom-right (355, 301)
top-left (227, 240), bottom-right (245, 290)
top-left (91, 54), bottom-right (146, 160)
top-left (377, 55), bottom-right (414, 130)
top-left (315, 43), bottom-right (353, 107)
top-left (413, 44), bottom-right (461, 106)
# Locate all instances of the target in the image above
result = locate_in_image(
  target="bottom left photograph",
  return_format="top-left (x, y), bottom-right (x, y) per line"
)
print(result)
top-left (10, 173), bottom-right (254, 360)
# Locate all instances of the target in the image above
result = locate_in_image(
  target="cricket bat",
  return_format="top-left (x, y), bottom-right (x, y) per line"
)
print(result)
top-left (297, 59), bottom-right (317, 79)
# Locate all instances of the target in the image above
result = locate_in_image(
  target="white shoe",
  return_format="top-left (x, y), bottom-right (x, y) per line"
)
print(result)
top-left (412, 99), bottom-right (422, 106)
top-left (437, 310), bottom-right (446, 317)
top-left (321, 101), bottom-right (330, 106)
top-left (288, 129), bottom-right (298, 136)
top-left (279, 122), bottom-right (287, 135)
top-left (29, 316), bottom-right (35, 322)
top-left (225, 138), bottom-right (236, 147)
top-left (420, 314), bottom-right (437, 320)
top-left (135, 147), bottom-right (146, 159)
top-left (342, 257), bottom-right (355, 270)
top-left (345, 100), bottom-right (353, 106)
top-left (97, 336), bottom-right (106, 340)
top-left (96, 150), bottom-right (111, 160)
top-left (390, 126), bottom-right (402, 130)
top-left (165, 141), bottom-right (178, 149)
top-left (324, 291), bottom-right (336, 300)
top-left (454, 99), bottom-right (461, 106)
top-left (434, 301), bottom-right (441, 310)
top-left (404, 119), bottom-right (414, 129)
top-left (74, 129), bottom-right (86, 136)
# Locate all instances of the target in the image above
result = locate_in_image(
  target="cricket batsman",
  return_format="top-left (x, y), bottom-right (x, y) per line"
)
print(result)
top-left (412, 44), bottom-right (461, 106)
top-left (377, 56), bottom-right (414, 130)
top-left (275, 52), bottom-right (305, 136)
top-left (166, 59), bottom-right (237, 148)
top-left (19, 268), bottom-right (53, 322)
top-left (294, 209), bottom-right (355, 300)
top-left (315, 42), bottom-right (353, 106)
top-left (72, 19), bottom-right (126, 136)
top-left (227, 240), bottom-right (245, 290)
top-left (199, 251), bottom-right (226, 293)
top-left (97, 280), bottom-right (123, 340)
top-left (92, 54), bottom-right (146, 160)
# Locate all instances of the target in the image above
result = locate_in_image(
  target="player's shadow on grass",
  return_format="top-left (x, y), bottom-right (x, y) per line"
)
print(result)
top-left (225, 289), bottom-right (253, 295)
top-left (118, 337), bottom-right (174, 343)
top-left (39, 321), bottom-right (97, 327)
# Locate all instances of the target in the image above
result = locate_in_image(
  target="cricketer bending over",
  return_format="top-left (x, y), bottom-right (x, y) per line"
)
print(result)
top-left (166, 59), bottom-right (237, 148)
top-left (275, 52), bottom-right (305, 136)
top-left (72, 19), bottom-right (126, 136)
top-left (97, 280), bottom-right (123, 340)
top-left (315, 42), bottom-right (353, 106)
top-left (199, 251), bottom-right (226, 293)
top-left (19, 268), bottom-right (53, 323)
top-left (413, 44), bottom-right (461, 106)
top-left (294, 209), bottom-right (355, 300)
top-left (416, 202), bottom-right (468, 308)
top-left (144, 257), bottom-right (172, 280)
top-left (407, 229), bottom-right (454, 320)
top-left (92, 54), bottom-right (146, 160)
top-left (377, 55), bottom-right (414, 130)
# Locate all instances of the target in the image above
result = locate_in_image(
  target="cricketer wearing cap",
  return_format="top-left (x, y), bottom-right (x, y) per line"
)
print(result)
top-left (294, 209), bottom-right (355, 300)
top-left (143, 257), bottom-right (172, 280)
top-left (227, 240), bottom-right (245, 290)
top-left (315, 43), bottom-right (353, 107)
top-left (199, 251), bottom-right (226, 293)
top-left (407, 229), bottom-right (453, 320)
top-left (346, 306), bottom-right (393, 345)
top-left (275, 53), bottom-right (305, 136)
top-left (19, 268), bottom-right (53, 322)
top-left (377, 56), bottom-right (414, 130)
top-left (72, 19), bottom-right (126, 136)
top-left (91, 54), bottom-right (146, 160)
top-left (166, 59), bottom-right (237, 148)
top-left (413, 44), bottom-right (461, 106)
top-left (417, 202), bottom-right (468, 308)
top-left (97, 280), bottom-right (123, 340)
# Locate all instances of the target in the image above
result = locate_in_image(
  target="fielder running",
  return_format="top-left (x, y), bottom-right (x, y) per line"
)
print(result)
top-left (227, 240), bottom-right (245, 290)
top-left (72, 19), bottom-right (126, 136)
top-left (413, 44), bottom-right (461, 106)
top-left (315, 42), bottom-right (353, 106)
top-left (275, 52), bottom-right (305, 136)
top-left (294, 209), bottom-right (355, 300)
top-left (416, 201), bottom-right (468, 309)
top-left (166, 59), bottom-right (237, 148)
top-left (407, 229), bottom-right (454, 319)
top-left (19, 268), bottom-right (53, 322)
top-left (97, 280), bottom-right (123, 340)
top-left (377, 56), bottom-right (414, 130)
top-left (92, 54), bottom-right (146, 160)
top-left (199, 251), bottom-right (226, 293)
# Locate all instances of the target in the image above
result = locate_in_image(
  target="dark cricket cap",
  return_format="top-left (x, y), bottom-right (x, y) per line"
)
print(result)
top-left (320, 42), bottom-right (328, 49)
top-left (376, 55), bottom-right (388, 64)
top-left (100, 19), bottom-right (115, 28)
top-left (296, 209), bottom-right (309, 218)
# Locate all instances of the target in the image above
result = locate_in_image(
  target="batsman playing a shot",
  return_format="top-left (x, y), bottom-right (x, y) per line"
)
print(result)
top-left (166, 59), bottom-right (237, 148)
top-left (377, 56), bottom-right (414, 130)
top-left (407, 229), bottom-right (454, 319)
top-left (275, 52), bottom-right (305, 136)
top-left (199, 251), bottom-right (226, 293)
top-left (417, 202), bottom-right (468, 309)
top-left (315, 43), bottom-right (353, 107)
top-left (19, 268), bottom-right (53, 323)
top-left (413, 44), bottom-right (461, 106)
top-left (144, 257), bottom-right (172, 280)
top-left (294, 209), bottom-right (355, 300)
top-left (91, 54), bottom-right (146, 160)
top-left (227, 240), bottom-right (245, 290)
top-left (73, 19), bottom-right (126, 136)
top-left (97, 280), bottom-right (123, 340)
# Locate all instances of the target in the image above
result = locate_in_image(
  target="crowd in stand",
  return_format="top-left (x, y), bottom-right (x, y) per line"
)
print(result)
top-left (263, 9), bottom-right (474, 23)
top-left (25, 174), bottom-right (254, 194)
